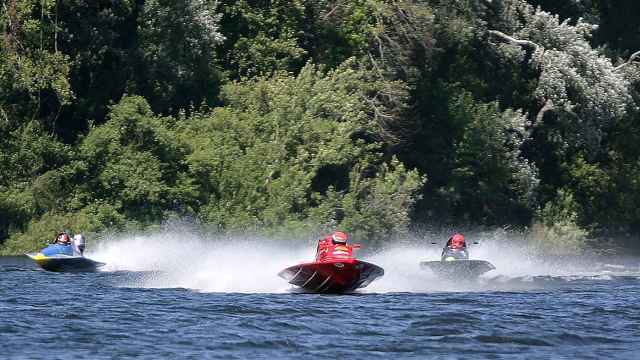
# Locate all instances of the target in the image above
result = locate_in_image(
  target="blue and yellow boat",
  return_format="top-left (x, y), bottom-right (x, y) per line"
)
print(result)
top-left (27, 244), bottom-right (105, 272)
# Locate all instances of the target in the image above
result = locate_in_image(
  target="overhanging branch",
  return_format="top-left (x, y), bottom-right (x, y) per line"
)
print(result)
top-left (322, 2), bottom-right (343, 20)
top-left (489, 30), bottom-right (551, 125)
top-left (488, 30), bottom-right (539, 53)
top-left (614, 50), bottom-right (640, 71)
top-left (535, 99), bottom-right (554, 124)
top-left (0, 104), bottom-right (8, 124)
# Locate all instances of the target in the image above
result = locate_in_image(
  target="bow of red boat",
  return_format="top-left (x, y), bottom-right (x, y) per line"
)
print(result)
top-left (278, 258), bottom-right (384, 293)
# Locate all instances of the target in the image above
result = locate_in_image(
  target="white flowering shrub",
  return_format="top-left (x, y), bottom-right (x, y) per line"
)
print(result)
top-left (490, 0), bottom-right (633, 156)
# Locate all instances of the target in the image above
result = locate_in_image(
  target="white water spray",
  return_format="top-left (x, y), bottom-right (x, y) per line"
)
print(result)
top-left (92, 231), bottom-right (314, 293)
top-left (88, 228), bottom-right (638, 293)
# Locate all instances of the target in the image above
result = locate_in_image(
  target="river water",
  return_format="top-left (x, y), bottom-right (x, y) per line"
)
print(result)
top-left (2, 234), bottom-right (639, 359)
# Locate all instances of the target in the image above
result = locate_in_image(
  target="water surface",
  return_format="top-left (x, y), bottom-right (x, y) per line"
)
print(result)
top-left (2, 255), bottom-right (639, 359)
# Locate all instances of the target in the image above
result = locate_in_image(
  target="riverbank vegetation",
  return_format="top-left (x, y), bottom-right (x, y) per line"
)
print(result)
top-left (1, 0), bottom-right (639, 254)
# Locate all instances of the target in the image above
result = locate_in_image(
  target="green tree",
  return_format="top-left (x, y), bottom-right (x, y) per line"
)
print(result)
top-left (216, 0), bottom-right (308, 78)
top-left (178, 60), bottom-right (424, 240)
top-left (447, 93), bottom-right (538, 224)
top-left (135, 0), bottom-right (224, 114)
top-left (72, 95), bottom-right (192, 221)
top-left (0, 0), bottom-right (72, 130)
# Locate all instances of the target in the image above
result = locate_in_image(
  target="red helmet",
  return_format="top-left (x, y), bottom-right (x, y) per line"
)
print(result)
top-left (331, 231), bottom-right (349, 244)
top-left (450, 233), bottom-right (465, 249)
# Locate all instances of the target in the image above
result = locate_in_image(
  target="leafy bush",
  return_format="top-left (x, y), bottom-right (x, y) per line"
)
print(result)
top-left (449, 93), bottom-right (538, 224)
top-left (530, 189), bottom-right (589, 255)
top-left (178, 61), bottom-right (424, 241)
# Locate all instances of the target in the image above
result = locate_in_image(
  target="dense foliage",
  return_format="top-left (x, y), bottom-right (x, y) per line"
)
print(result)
top-left (1, 0), bottom-right (639, 253)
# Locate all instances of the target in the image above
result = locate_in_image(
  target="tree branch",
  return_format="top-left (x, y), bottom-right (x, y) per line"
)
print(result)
top-left (367, 52), bottom-right (384, 77)
top-left (322, 2), bottom-right (342, 20)
top-left (488, 30), bottom-right (539, 52)
top-left (614, 50), bottom-right (640, 71)
top-left (0, 104), bottom-right (8, 125)
top-left (535, 99), bottom-right (554, 124)
top-left (3, 2), bottom-right (13, 50)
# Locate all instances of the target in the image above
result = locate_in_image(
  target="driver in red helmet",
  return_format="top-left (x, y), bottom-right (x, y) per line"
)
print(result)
top-left (315, 231), bottom-right (353, 261)
top-left (446, 233), bottom-right (467, 250)
top-left (440, 233), bottom-right (469, 261)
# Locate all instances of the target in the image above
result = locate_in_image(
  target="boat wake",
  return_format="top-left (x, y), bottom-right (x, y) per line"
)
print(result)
top-left (364, 240), bottom-right (640, 293)
top-left (90, 230), bottom-right (640, 293)
top-left (93, 231), bottom-right (314, 293)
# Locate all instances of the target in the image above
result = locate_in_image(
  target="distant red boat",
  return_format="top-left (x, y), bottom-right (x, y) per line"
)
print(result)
top-left (278, 257), bottom-right (384, 293)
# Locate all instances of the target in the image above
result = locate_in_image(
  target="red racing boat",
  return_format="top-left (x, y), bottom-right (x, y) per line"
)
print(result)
top-left (278, 258), bottom-right (384, 293)
top-left (278, 240), bottom-right (384, 293)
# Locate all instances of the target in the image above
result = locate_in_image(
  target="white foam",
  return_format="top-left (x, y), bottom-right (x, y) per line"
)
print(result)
top-left (88, 228), bottom-right (640, 293)
top-left (92, 230), bottom-right (312, 293)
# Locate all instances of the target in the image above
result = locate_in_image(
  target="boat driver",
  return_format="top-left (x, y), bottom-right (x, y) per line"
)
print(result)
top-left (54, 231), bottom-right (72, 245)
top-left (315, 231), bottom-right (352, 261)
top-left (445, 233), bottom-right (466, 250)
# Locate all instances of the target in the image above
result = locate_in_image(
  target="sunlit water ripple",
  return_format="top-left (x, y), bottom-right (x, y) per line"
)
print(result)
top-left (2, 257), bottom-right (639, 359)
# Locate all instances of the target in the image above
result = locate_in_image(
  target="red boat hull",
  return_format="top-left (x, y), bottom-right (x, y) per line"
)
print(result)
top-left (278, 258), bottom-right (384, 293)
